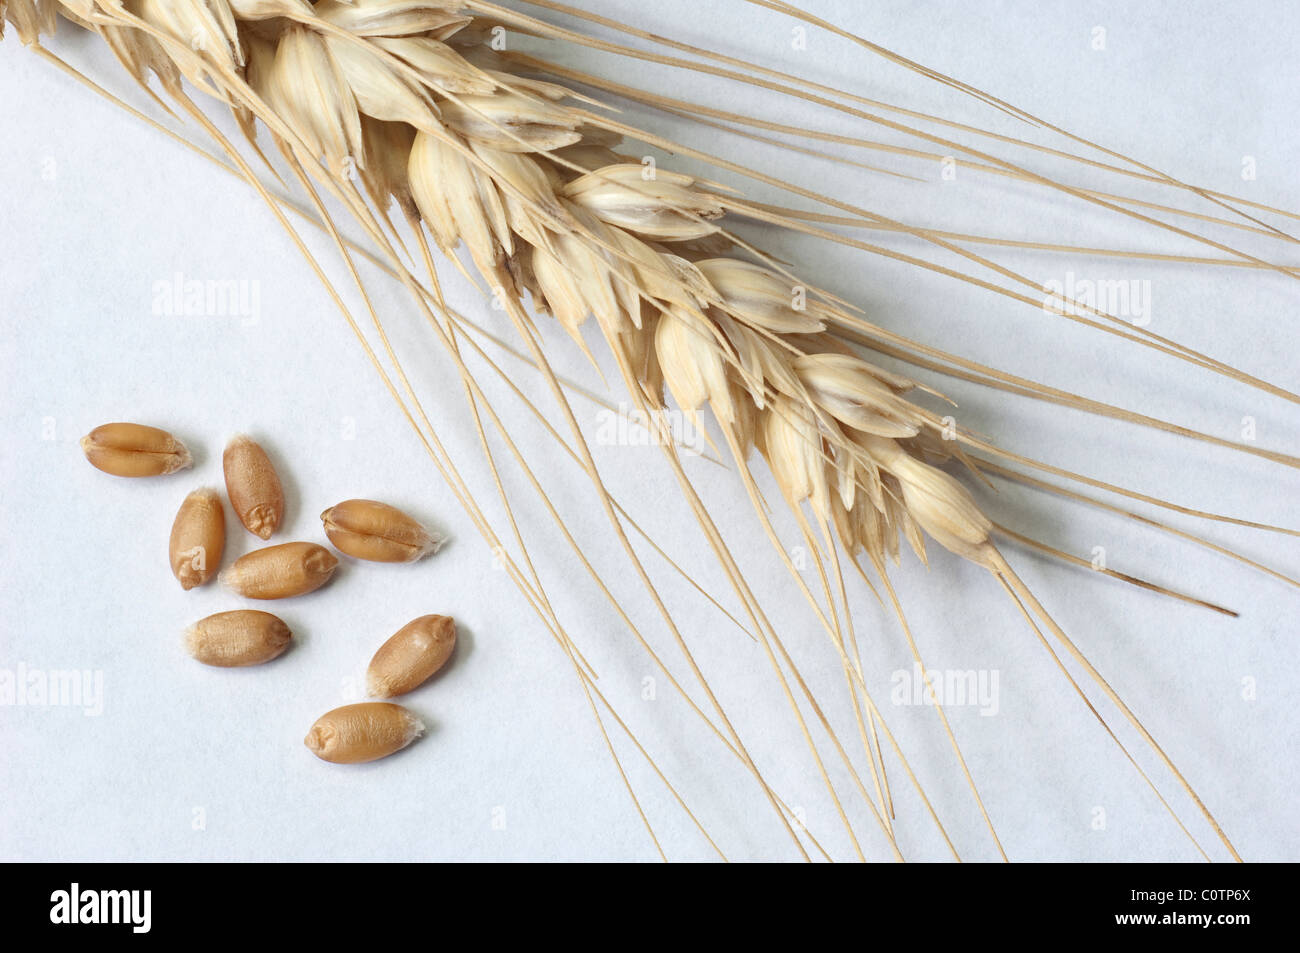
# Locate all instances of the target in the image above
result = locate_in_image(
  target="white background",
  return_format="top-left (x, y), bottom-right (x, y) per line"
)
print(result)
top-left (1, 0), bottom-right (1297, 862)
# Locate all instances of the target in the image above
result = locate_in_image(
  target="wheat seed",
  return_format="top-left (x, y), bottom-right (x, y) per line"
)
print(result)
top-left (303, 702), bottom-right (424, 764)
top-left (222, 434), bottom-right (285, 539)
top-left (320, 498), bottom-right (442, 562)
top-left (185, 609), bottom-right (292, 667)
top-left (219, 541), bottom-right (338, 599)
top-left (367, 613), bottom-right (457, 697)
top-left (168, 488), bottom-right (226, 590)
top-left (563, 165), bottom-right (724, 239)
top-left (80, 422), bottom-right (192, 477)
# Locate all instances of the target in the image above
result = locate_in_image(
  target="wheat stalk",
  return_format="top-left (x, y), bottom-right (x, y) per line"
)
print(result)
top-left (9, 0), bottom-right (1287, 860)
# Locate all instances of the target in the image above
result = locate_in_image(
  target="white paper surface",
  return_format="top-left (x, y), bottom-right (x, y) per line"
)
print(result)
top-left (1, 0), bottom-right (1297, 862)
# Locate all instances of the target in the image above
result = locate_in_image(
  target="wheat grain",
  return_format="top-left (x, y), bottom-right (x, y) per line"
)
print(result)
top-left (219, 541), bottom-right (339, 598)
top-left (81, 422), bottom-right (192, 478)
top-left (320, 498), bottom-right (442, 562)
top-left (185, 609), bottom-right (292, 667)
top-left (304, 702), bottom-right (424, 764)
top-left (168, 487), bottom-right (226, 590)
top-left (366, 613), bottom-right (457, 697)
top-left (222, 434), bottom-right (285, 540)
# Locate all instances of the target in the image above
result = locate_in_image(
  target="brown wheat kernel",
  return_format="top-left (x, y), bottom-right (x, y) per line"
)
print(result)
top-left (80, 422), bottom-right (192, 477)
top-left (185, 610), bottom-right (292, 667)
top-left (303, 702), bottom-right (424, 764)
top-left (168, 488), bottom-right (225, 590)
top-left (222, 434), bottom-right (285, 540)
top-left (320, 499), bottom-right (441, 562)
top-left (367, 614), bottom-right (457, 698)
top-left (219, 541), bottom-right (338, 599)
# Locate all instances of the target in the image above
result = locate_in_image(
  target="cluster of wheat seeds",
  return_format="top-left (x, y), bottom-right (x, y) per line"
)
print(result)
top-left (81, 420), bottom-right (455, 764)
